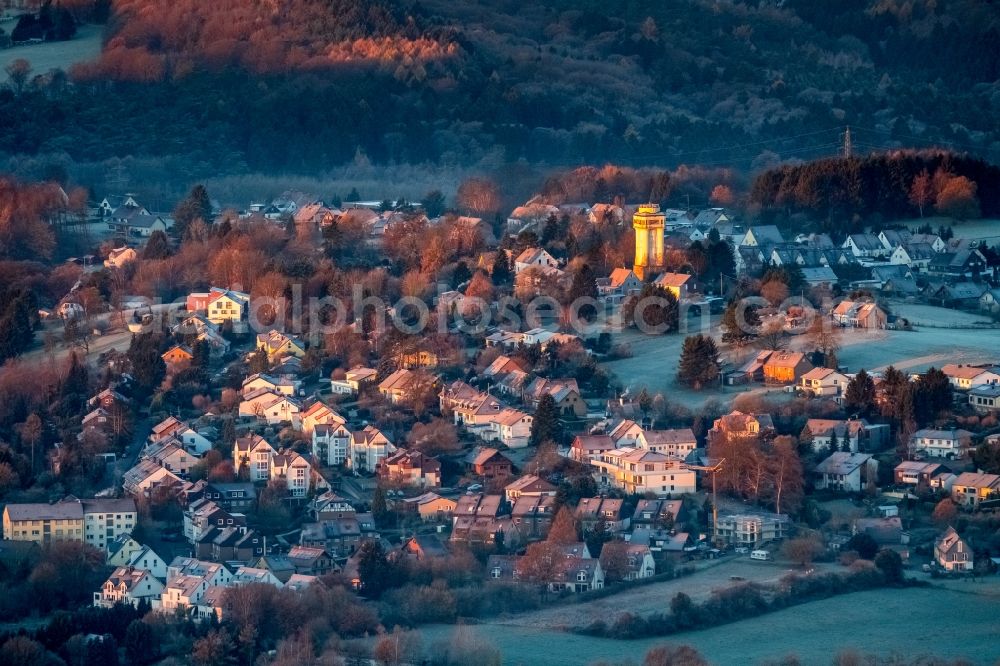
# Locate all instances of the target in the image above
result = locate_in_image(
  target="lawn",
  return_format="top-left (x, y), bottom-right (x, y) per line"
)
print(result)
top-left (1, 24), bottom-right (102, 78)
top-left (883, 216), bottom-right (1000, 244)
top-left (601, 313), bottom-right (998, 407)
top-left (419, 584), bottom-right (1000, 665)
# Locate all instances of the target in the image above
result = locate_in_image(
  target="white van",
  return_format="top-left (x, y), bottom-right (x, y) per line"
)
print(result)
top-left (750, 549), bottom-right (771, 561)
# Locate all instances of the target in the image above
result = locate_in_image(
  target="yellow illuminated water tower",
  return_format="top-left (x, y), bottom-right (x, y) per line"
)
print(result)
top-left (632, 203), bottom-right (665, 280)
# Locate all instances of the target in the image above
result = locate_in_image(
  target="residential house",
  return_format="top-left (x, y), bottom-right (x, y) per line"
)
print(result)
top-left (286, 545), bottom-right (335, 576)
top-left (804, 418), bottom-right (882, 454)
top-left (504, 475), bottom-right (557, 504)
top-left (399, 492), bottom-right (457, 522)
top-left (307, 491), bottom-right (356, 521)
top-left (653, 272), bottom-right (696, 301)
top-left (590, 448), bottom-right (696, 497)
top-left (525, 378), bottom-right (587, 417)
top-left (890, 242), bottom-right (936, 271)
top-left (950, 472), bottom-right (1000, 508)
top-left (161, 345), bottom-right (194, 368)
top-left (238, 388), bottom-right (302, 426)
top-left (330, 366), bottom-right (378, 395)
top-left (928, 248), bottom-right (987, 279)
top-left (465, 447), bottom-right (514, 480)
top-left (570, 434), bottom-right (615, 463)
top-left (143, 441), bottom-right (194, 476)
top-left (231, 566), bottom-right (283, 588)
top-left (94, 567), bottom-right (164, 609)
top-left (125, 545), bottom-right (168, 581)
top-left (349, 425), bottom-right (395, 472)
top-left (910, 429), bottom-right (972, 460)
top-left (106, 534), bottom-right (144, 567)
top-left (575, 497), bottom-right (630, 534)
top-left (312, 422), bottom-right (353, 467)
top-left (934, 527), bottom-right (973, 572)
top-left (831, 300), bottom-right (886, 329)
top-left (482, 355), bottom-right (529, 381)
top-left (510, 493), bottom-right (556, 540)
top-left (184, 499), bottom-right (245, 544)
top-left (799, 367), bottom-right (850, 400)
top-left (619, 544), bottom-right (657, 581)
top-left (708, 411), bottom-right (775, 443)
top-left (3, 497), bottom-right (137, 552)
top-left (597, 268), bottom-right (642, 301)
top-left (270, 450), bottom-right (314, 497)
top-left (631, 499), bottom-right (684, 529)
top-left (255, 330), bottom-right (306, 360)
top-left (941, 364), bottom-right (1000, 391)
top-left (933, 282), bottom-right (988, 308)
top-left (814, 452), bottom-right (878, 492)
top-left (233, 435), bottom-right (277, 483)
top-left (842, 233), bottom-right (885, 258)
top-left (514, 247), bottom-right (559, 273)
top-left (715, 513), bottom-right (789, 547)
top-left (200, 482), bottom-right (257, 512)
top-left (300, 400), bottom-right (346, 435)
top-left (242, 372), bottom-right (300, 397)
top-left (480, 408), bottom-right (533, 449)
top-left (763, 351), bottom-right (813, 384)
top-left (399, 535), bottom-right (448, 562)
top-left (378, 368), bottom-right (435, 405)
top-left (122, 459), bottom-right (184, 497)
top-left (440, 381), bottom-right (502, 426)
top-left (377, 450), bottom-right (441, 489)
top-left (894, 461), bottom-right (950, 488)
top-left (607, 418), bottom-right (644, 448)
top-left (980, 288), bottom-right (1000, 313)
top-left (486, 552), bottom-right (604, 592)
top-left (637, 428), bottom-right (697, 458)
top-left (451, 494), bottom-right (519, 549)
top-left (742, 225), bottom-right (784, 247)
top-left (878, 229), bottom-right (913, 252)
top-left (800, 265), bottom-right (839, 287)
top-left (104, 246), bottom-right (137, 269)
top-left (969, 384), bottom-right (1000, 413)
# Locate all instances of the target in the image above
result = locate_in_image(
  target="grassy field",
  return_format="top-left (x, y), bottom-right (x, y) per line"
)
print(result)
top-left (601, 305), bottom-right (997, 406)
top-left (889, 216), bottom-right (1000, 244)
top-left (0, 24), bottom-right (102, 78)
top-left (420, 584), bottom-right (1000, 665)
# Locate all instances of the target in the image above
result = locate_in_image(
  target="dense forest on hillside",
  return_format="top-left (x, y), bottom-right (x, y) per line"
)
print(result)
top-left (751, 151), bottom-right (1000, 231)
top-left (1, 0), bottom-right (999, 183)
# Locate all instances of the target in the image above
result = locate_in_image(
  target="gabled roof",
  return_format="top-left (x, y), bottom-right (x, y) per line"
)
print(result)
top-left (814, 452), bottom-right (873, 475)
top-left (654, 272), bottom-right (692, 289)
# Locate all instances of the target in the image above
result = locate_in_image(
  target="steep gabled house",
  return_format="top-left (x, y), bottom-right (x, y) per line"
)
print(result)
top-left (575, 497), bottom-right (630, 534)
top-left (377, 449), bottom-right (441, 489)
top-left (465, 447), bottom-right (514, 480)
top-left (934, 526), bottom-right (973, 572)
top-left (94, 567), bottom-right (164, 608)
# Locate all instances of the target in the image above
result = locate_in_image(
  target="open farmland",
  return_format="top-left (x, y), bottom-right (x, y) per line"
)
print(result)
top-left (0, 24), bottom-right (102, 79)
top-left (602, 306), bottom-right (998, 408)
top-left (484, 557), bottom-right (837, 630)
top-left (419, 584), bottom-right (1000, 665)
top-left (888, 217), bottom-right (1000, 245)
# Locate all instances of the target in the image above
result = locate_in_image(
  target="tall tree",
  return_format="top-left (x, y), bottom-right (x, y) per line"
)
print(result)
top-left (844, 369), bottom-right (876, 417)
top-left (547, 506), bottom-right (579, 544)
top-left (173, 184), bottom-right (212, 238)
top-left (909, 169), bottom-right (934, 217)
top-left (677, 335), bottom-right (720, 390)
top-left (767, 436), bottom-right (803, 515)
top-left (531, 394), bottom-right (562, 445)
top-left (490, 250), bottom-right (512, 285)
top-left (721, 300), bottom-right (759, 348)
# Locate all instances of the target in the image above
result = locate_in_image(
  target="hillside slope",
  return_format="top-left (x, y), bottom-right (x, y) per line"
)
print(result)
top-left (1, 0), bottom-right (998, 175)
